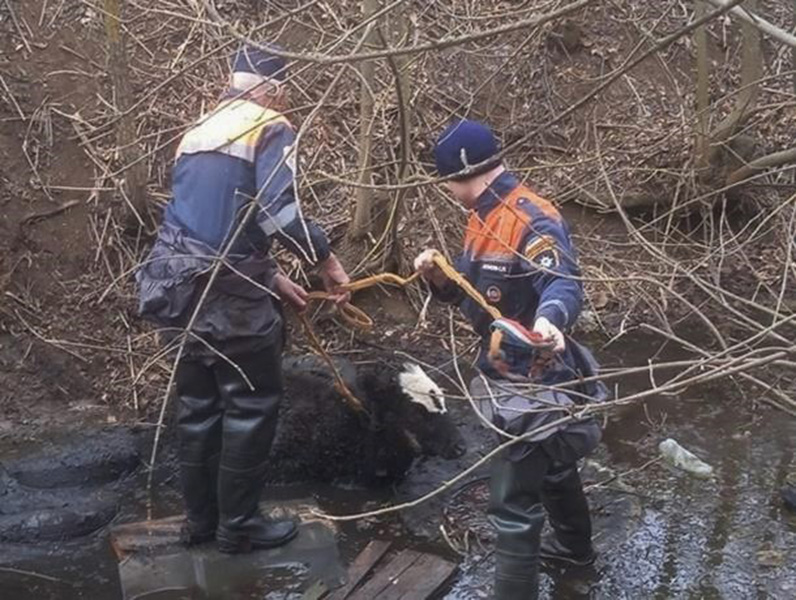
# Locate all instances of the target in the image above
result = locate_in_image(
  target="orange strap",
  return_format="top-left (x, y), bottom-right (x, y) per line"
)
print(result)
top-left (427, 252), bottom-right (501, 320)
top-left (305, 291), bottom-right (374, 330)
top-left (296, 251), bottom-right (505, 413)
top-left (488, 328), bottom-right (505, 368)
top-left (295, 311), bottom-right (365, 413)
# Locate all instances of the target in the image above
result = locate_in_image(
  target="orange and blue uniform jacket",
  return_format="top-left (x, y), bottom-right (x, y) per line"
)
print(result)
top-left (137, 93), bottom-right (330, 354)
top-left (433, 171), bottom-right (584, 379)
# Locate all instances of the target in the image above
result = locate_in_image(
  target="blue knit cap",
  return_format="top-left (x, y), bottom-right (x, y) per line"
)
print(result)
top-left (434, 120), bottom-right (502, 180)
top-left (232, 43), bottom-right (288, 82)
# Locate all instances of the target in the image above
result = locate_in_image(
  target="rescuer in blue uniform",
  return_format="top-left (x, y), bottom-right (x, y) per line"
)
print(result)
top-left (137, 44), bottom-right (350, 553)
top-left (415, 120), bottom-right (606, 599)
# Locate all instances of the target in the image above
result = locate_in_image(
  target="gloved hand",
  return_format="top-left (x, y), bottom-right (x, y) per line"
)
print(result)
top-left (533, 316), bottom-right (566, 353)
top-left (273, 272), bottom-right (308, 312)
top-left (318, 253), bottom-right (351, 304)
top-left (487, 317), bottom-right (562, 381)
top-left (413, 249), bottom-right (449, 288)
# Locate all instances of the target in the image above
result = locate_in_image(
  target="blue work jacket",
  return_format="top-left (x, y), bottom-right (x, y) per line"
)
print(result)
top-left (137, 93), bottom-right (330, 354)
top-left (434, 172), bottom-right (585, 379)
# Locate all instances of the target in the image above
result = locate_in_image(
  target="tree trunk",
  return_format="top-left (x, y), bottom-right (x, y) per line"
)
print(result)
top-left (103, 0), bottom-right (150, 230)
top-left (349, 0), bottom-right (380, 241)
top-left (704, 0), bottom-right (761, 185)
top-left (708, 0), bottom-right (761, 151)
top-left (382, 9), bottom-right (413, 272)
top-left (695, 1), bottom-right (710, 170)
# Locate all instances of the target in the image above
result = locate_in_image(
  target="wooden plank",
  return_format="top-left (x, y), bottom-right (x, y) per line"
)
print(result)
top-left (327, 540), bottom-right (392, 600)
top-left (117, 521), bottom-right (344, 600)
top-left (347, 550), bottom-right (421, 600)
top-left (110, 500), bottom-right (335, 560)
top-left (408, 557), bottom-right (457, 599)
top-left (301, 580), bottom-right (328, 600)
top-left (110, 515), bottom-right (184, 559)
top-left (383, 554), bottom-right (457, 600)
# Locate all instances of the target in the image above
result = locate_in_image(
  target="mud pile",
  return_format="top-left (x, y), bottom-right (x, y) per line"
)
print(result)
top-left (0, 428), bottom-right (140, 543)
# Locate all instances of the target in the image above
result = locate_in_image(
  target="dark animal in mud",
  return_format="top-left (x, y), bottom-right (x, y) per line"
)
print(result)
top-left (268, 355), bottom-right (466, 484)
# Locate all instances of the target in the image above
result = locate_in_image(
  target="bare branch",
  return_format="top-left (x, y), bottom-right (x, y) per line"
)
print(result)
top-left (706, 0), bottom-right (796, 49)
top-left (727, 146), bottom-right (796, 185)
top-left (201, 0), bottom-right (597, 65)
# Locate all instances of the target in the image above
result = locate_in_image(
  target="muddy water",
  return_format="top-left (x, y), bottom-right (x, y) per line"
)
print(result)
top-left (589, 338), bottom-right (796, 599)
top-left (1, 335), bottom-right (795, 599)
top-left (446, 336), bottom-right (796, 599)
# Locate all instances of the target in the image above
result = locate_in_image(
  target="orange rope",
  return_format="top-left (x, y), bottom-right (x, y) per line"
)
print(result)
top-left (427, 252), bottom-right (501, 320)
top-left (295, 311), bottom-right (365, 413)
top-left (297, 251), bottom-right (504, 413)
top-left (307, 251), bottom-right (500, 328)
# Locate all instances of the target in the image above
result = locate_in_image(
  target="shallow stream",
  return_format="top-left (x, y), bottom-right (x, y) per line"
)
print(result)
top-left (1, 334), bottom-right (794, 599)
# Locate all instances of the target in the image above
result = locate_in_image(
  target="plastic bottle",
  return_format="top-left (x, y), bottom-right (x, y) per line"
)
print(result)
top-left (658, 438), bottom-right (714, 479)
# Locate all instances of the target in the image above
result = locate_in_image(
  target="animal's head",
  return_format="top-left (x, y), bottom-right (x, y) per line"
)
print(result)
top-left (361, 363), bottom-right (466, 461)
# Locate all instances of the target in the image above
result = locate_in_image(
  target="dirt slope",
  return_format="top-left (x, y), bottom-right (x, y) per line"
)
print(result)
top-left (1, 0), bottom-right (794, 437)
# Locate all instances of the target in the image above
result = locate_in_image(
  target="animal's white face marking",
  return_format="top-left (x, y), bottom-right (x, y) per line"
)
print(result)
top-left (398, 363), bottom-right (447, 414)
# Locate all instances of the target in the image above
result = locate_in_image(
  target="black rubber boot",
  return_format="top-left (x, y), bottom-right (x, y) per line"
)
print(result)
top-left (216, 459), bottom-right (298, 554)
top-left (488, 450), bottom-right (547, 600)
top-left (179, 454), bottom-right (220, 546)
top-left (217, 520), bottom-right (298, 554)
top-left (540, 463), bottom-right (595, 567)
top-left (176, 358), bottom-right (223, 546)
top-left (215, 344), bottom-right (298, 554)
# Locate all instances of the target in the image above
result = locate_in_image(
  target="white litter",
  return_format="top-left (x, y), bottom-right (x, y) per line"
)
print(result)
top-left (659, 438), bottom-right (714, 479)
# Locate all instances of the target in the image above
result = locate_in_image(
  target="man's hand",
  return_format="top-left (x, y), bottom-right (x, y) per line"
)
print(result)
top-left (413, 249), bottom-right (449, 288)
top-left (273, 272), bottom-right (309, 312)
top-left (318, 253), bottom-right (351, 304)
top-left (533, 316), bottom-right (566, 353)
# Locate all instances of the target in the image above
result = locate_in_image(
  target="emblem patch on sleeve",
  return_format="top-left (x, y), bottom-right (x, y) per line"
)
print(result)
top-left (486, 285), bottom-right (502, 303)
top-left (523, 235), bottom-right (559, 269)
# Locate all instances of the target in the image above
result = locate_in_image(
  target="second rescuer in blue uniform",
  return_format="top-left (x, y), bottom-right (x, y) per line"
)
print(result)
top-left (415, 120), bottom-right (606, 600)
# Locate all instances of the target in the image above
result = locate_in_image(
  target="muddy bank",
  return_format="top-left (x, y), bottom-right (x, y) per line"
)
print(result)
top-left (0, 427), bottom-right (144, 546)
top-left (3, 428), bottom-right (139, 489)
